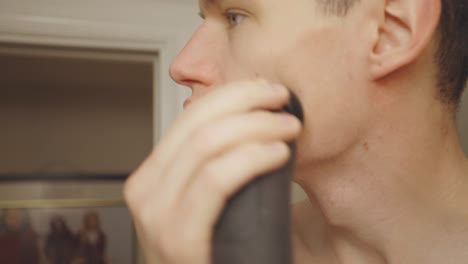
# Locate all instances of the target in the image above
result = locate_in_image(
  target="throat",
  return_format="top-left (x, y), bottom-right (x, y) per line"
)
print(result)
top-left (291, 136), bottom-right (468, 264)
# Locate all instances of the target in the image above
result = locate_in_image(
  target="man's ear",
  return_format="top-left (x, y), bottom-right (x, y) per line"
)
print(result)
top-left (369, 0), bottom-right (441, 80)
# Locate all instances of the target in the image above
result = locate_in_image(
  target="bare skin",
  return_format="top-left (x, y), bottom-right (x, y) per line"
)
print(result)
top-left (124, 0), bottom-right (468, 263)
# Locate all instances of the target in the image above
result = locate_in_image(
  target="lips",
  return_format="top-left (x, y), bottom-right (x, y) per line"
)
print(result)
top-left (183, 91), bottom-right (205, 109)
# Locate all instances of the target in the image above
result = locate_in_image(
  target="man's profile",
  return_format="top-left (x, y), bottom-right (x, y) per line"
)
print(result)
top-left (124, 0), bottom-right (468, 263)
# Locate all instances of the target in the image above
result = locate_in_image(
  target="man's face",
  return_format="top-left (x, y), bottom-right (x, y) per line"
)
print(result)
top-left (170, 0), bottom-right (374, 169)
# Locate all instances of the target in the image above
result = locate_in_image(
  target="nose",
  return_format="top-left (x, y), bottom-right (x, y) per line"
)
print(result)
top-left (169, 26), bottom-right (223, 89)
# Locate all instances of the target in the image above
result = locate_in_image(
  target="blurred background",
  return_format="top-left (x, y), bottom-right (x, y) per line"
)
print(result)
top-left (0, 0), bottom-right (200, 175)
top-left (0, 1), bottom-right (199, 263)
top-left (0, 0), bottom-right (466, 263)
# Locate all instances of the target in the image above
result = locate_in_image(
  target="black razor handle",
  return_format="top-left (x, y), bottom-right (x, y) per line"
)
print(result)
top-left (212, 92), bottom-right (304, 264)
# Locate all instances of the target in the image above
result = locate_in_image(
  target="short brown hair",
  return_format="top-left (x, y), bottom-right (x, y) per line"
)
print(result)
top-left (319, 0), bottom-right (468, 106)
top-left (437, 0), bottom-right (467, 105)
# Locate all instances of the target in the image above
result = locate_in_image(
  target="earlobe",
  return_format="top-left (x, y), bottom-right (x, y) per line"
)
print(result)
top-left (369, 0), bottom-right (441, 80)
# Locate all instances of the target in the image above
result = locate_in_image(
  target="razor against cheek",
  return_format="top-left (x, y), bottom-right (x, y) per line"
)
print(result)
top-left (213, 91), bottom-right (304, 264)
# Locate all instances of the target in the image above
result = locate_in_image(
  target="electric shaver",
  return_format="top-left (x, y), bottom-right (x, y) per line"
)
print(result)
top-left (213, 91), bottom-right (304, 264)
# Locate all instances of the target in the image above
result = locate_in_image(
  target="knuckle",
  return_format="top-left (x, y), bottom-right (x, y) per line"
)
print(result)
top-left (200, 165), bottom-right (232, 202)
top-left (201, 163), bottom-right (228, 193)
top-left (127, 194), bottom-right (164, 230)
top-left (138, 203), bottom-right (164, 229)
top-left (124, 150), bottom-right (161, 207)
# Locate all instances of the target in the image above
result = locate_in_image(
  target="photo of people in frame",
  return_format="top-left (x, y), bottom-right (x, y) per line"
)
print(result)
top-left (0, 206), bottom-right (135, 264)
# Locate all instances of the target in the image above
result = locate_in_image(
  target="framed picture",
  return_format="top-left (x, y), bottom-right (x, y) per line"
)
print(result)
top-left (0, 174), bottom-right (136, 264)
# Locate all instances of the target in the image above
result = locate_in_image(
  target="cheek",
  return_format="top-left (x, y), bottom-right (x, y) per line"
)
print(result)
top-left (225, 28), bottom-right (285, 79)
top-left (228, 25), bottom-right (371, 162)
top-left (276, 30), bottom-right (372, 162)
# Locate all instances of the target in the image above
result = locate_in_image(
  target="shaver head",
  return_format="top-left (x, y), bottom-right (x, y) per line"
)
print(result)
top-left (282, 91), bottom-right (304, 123)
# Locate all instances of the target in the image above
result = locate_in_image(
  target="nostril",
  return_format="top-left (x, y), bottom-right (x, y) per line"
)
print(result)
top-left (169, 48), bottom-right (220, 90)
top-left (169, 60), bottom-right (200, 88)
top-left (178, 79), bottom-right (197, 89)
top-left (169, 63), bottom-right (183, 84)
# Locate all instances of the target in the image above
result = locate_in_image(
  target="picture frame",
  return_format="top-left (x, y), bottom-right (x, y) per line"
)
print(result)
top-left (0, 173), bottom-right (136, 264)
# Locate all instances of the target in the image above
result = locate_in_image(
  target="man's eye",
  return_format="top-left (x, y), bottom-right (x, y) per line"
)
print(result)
top-left (225, 12), bottom-right (246, 27)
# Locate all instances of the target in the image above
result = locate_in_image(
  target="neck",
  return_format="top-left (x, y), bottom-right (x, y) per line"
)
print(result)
top-left (295, 91), bottom-right (468, 263)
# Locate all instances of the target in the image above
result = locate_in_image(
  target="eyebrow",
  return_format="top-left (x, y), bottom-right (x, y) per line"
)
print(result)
top-left (199, 0), bottom-right (254, 18)
top-left (198, 0), bottom-right (223, 19)
top-left (200, 0), bottom-right (224, 9)
top-left (199, 0), bottom-right (219, 9)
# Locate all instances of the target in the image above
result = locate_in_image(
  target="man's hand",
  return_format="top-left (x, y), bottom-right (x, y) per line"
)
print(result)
top-left (124, 80), bottom-right (302, 264)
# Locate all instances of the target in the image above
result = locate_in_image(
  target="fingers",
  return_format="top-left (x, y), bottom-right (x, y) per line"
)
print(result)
top-left (182, 141), bottom-right (291, 228)
top-left (127, 80), bottom-right (291, 200)
top-left (138, 141), bottom-right (291, 262)
top-left (155, 110), bottom-right (301, 206)
top-left (123, 79), bottom-right (300, 264)
top-left (146, 80), bottom-right (290, 180)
